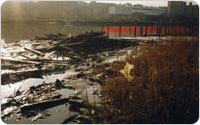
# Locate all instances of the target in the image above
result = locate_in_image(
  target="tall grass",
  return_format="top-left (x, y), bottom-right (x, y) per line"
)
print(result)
top-left (100, 40), bottom-right (199, 123)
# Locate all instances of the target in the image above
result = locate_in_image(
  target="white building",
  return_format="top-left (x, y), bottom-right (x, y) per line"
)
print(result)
top-left (109, 6), bottom-right (133, 15)
top-left (109, 6), bottom-right (166, 16)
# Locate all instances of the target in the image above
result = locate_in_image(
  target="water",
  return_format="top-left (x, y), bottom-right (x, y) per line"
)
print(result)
top-left (1, 69), bottom-right (79, 99)
top-left (1, 22), bottom-right (99, 98)
top-left (1, 22), bottom-right (100, 43)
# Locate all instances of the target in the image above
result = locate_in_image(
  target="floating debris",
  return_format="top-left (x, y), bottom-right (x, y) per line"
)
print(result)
top-left (2, 30), bottom-right (141, 123)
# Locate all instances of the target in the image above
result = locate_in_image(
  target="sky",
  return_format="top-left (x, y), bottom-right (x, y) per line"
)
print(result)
top-left (86, 0), bottom-right (198, 7)
top-left (4, 0), bottom-right (197, 7)
top-left (95, 1), bottom-right (167, 7)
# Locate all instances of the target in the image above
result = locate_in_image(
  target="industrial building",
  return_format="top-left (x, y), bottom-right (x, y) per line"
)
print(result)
top-left (167, 1), bottom-right (198, 18)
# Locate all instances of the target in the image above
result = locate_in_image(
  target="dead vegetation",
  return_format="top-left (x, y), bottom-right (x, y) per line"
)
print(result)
top-left (98, 40), bottom-right (199, 123)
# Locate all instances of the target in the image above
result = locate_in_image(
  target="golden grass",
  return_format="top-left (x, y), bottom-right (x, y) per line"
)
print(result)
top-left (100, 40), bottom-right (199, 123)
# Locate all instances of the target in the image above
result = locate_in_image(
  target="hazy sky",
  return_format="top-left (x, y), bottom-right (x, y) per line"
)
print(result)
top-left (95, 1), bottom-right (167, 7)
top-left (5, 0), bottom-right (197, 7)
top-left (86, 0), bottom-right (198, 7)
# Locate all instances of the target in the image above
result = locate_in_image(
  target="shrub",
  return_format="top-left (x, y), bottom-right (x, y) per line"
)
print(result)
top-left (100, 40), bottom-right (199, 123)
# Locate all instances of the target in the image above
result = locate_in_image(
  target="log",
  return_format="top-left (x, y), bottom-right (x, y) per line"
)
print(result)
top-left (24, 47), bottom-right (45, 56)
top-left (20, 98), bottom-right (69, 112)
top-left (1, 57), bottom-right (41, 64)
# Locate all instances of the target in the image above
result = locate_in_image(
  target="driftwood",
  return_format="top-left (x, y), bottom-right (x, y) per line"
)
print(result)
top-left (1, 57), bottom-right (41, 64)
top-left (1, 70), bottom-right (43, 85)
top-left (20, 98), bottom-right (68, 112)
top-left (61, 114), bottom-right (79, 124)
top-left (24, 47), bottom-right (45, 56)
top-left (34, 31), bottom-right (138, 56)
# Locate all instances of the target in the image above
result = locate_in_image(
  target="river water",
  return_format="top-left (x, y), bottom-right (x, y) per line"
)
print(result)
top-left (1, 22), bottom-right (100, 99)
top-left (1, 22), bottom-right (105, 124)
top-left (2, 22), bottom-right (196, 44)
top-left (1, 22), bottom-right (100, 43)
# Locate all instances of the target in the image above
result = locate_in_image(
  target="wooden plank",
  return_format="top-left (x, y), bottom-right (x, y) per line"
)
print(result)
top-left (20, 98), bottom-right (68, 111)
top-left (1, 57), bottom-right (41, 64)
top-left (24, 47), bottom-right (45, 56)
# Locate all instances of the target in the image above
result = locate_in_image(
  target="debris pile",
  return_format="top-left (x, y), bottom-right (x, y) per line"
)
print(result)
top-left (1, 30), bottom-right (140, 123)
top-left (2, 31), bottom-right (138, 85)
top-left (1, 81), bottom-right (65, 121)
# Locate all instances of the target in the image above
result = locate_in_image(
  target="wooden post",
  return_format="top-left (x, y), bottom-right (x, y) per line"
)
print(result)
top-left (170, 26), bottom-right (172, 36)
top-left (145, 26), bottom-right (147, 36)
top-left (107, 25), bottom-right (109, 37)
top-left (140, 26), bottom-right (143, 37)
top-left (119, 25), bottom-right (121, 37)
top-left (157, 25), bottom-right (160, 37)
top-left (129, 26), bottom-right (131, 36)
top-left (164, 26), bottom-right (166, 36)
top-left (174, 26), bottom-right (176, 36)
top-left (134, 26), bottom-right (136, 37)
top-left (191, 26), bottom-right (194, 36)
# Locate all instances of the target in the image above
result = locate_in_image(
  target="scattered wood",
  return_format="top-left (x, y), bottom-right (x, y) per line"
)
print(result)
top-left (61, 114), bottom-right (79, 124)
top-left (24, 47), bottom-right (45, 56)
top-left (20, 98), bottom-right (68, 112)
top-left (33, 31), bottom-right (138, 56)
top-left (1, 57), bottom-right (41, 64)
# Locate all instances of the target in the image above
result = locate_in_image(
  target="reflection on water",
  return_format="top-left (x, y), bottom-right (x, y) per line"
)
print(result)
top-left (1, 69), bottom-right (78, 99)
top-left (2, 22), bottom-right (100, 43)
top-left (1, 22), bottom-right (96, 99)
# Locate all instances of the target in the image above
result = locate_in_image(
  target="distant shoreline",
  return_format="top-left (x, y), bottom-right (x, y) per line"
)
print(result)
top-left (2, 20), bottom-right (196, 27)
